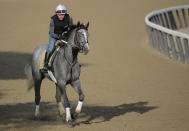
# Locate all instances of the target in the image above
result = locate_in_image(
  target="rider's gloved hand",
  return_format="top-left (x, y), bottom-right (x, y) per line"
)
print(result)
top-left (58, 32), bottom-right (67, 40)
top-left (58, 34), bottom-right (63, 40)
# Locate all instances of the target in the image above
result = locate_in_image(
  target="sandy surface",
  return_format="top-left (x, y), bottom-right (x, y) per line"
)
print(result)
top-left (179, 27), bottom-right (189, 34)
top-left (0, 0), bottom-right (189, 131)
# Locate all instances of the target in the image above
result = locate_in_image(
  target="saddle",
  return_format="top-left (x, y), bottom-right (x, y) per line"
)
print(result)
top-left (40, 42), bottom-right (64, 72)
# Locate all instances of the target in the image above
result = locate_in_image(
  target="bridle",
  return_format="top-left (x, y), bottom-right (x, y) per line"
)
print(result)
top-left (60, 27), bottom-right (88, 52)
top-left (74, 28), bottom-right (88, 53)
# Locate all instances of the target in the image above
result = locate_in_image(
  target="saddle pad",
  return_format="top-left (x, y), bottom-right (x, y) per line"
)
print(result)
top-left (39, 51), bottom-right (46, 70)
top-left (39, 46), bottom-right (61, 70)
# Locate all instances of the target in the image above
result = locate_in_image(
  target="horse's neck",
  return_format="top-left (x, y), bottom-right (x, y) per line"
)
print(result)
top-left (64, 29), bottom-right (78, 64)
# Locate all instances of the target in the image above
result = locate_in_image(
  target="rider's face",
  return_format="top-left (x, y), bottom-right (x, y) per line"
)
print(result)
top-left (57, 14), bottom-right (64, 20)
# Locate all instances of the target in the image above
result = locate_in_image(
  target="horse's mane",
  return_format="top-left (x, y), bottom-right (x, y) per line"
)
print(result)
top-left (67, 21), bottom-right (88, 37)
top-left (58, 21), bottom-right (89, 60)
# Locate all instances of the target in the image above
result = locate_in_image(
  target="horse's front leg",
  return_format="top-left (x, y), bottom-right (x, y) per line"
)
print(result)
top-left (71, 79), bottom-right (85, 119)
top-left (57, 80), bottom-right (72, 123)
top-left (55, 85), bottom-right (65, 116)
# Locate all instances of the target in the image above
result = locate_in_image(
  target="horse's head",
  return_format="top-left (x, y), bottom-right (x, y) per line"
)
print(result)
top-left (74, 21), bottom-right (90, 55)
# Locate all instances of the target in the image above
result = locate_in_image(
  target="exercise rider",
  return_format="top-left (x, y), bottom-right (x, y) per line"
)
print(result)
top-left (44, 4), bottom-right (73, 70)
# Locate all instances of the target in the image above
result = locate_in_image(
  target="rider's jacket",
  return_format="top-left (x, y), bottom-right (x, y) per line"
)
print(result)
top-left (49, 14), bottom-right (73, 39)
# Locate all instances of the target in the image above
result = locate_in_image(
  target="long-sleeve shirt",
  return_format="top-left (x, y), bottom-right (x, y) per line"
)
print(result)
top-left (49, 15), bottom-right (73, 39)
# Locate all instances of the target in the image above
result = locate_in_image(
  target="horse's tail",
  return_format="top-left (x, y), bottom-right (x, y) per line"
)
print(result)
top-left (24, 63), bottom-right (34, 91)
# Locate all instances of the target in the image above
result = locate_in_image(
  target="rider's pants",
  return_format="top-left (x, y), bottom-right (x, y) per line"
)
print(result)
top-left (46, 36), bottom-right (56, 55)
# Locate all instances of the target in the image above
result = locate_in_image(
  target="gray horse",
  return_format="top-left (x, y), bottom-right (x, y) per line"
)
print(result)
top-left (24, 22), bottom-right (90, 126)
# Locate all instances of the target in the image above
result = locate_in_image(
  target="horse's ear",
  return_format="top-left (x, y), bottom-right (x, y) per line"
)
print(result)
top-left (86, 21), bottom-right (89, 29)
top-left (77, 21), bottom-right (80, 27)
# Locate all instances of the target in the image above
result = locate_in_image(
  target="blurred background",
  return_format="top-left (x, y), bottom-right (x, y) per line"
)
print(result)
top-left (0, 0), bottom-right (189, 130)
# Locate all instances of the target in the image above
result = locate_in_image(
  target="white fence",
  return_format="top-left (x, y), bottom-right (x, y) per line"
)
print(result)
top-left (145, 5), bottom-right (189, 65)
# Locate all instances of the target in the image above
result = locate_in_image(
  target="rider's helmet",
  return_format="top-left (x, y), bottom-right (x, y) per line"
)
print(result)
top-left (55, 4), bottom-right (67, 15)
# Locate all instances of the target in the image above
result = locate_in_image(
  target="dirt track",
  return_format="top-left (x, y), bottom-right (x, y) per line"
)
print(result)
top-left (1, 0), bottom-right (189, 130)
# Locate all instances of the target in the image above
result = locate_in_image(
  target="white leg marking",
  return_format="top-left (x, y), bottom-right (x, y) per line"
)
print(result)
top-left (58, 102), bottom-right (65, 115)
top-left (75, 101), bottom-right (83, 113)
top-left (66, 107), bottom-right (71, 121)
top-left (35, 105), bottom-right (40, 117)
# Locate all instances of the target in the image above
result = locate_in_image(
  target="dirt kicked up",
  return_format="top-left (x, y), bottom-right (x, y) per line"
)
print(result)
top-left (0, 0), bottom-right (189, 130)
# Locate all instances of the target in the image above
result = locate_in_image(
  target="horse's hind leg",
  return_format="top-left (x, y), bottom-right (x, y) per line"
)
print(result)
top-left (34, 79), bottom-right (42, 117)
top-left (55, 85), bottom-right (65, 116)
top-left (71, 79), bottom-right (85, 118)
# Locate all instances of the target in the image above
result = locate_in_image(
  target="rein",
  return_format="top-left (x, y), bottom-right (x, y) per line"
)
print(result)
top-left (59, 30), bottom-right (80, 66)
top-left (60, 40), bottom-right (80, 49)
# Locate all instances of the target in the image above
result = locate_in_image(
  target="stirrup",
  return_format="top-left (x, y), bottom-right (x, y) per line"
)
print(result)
top-left (44, 65), bottom-right (49, 70)
top-left (40, 65), bottom-right (49, 73)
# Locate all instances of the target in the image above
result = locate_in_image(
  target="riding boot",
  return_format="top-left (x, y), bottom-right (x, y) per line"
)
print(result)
top-left (43, 52), bottom-right (50, 70)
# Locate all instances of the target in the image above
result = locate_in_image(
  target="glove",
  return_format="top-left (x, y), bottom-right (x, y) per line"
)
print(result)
top-left (58, 34), bottom-right (64, 40)
top-left (60, 32), bottom-right (68, 40)
top-left (58, 34), bottom-right (62, 40)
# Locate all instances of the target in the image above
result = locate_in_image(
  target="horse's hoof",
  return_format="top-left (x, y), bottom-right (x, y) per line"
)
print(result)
top-left (59, 112), bottom-right (65, 117)
top-left (71, 112), bottom-right (78, 120)
top-left (62, 114), bottom-right (67, 123)
top-left (33, 115), bottom-right (40, 120)
top-left (58, 111), bottom-right (65, 117)
top-left (67, 120), bottom-right (75, 128)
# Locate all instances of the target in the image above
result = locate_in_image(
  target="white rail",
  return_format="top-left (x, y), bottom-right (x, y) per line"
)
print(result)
top-left (145, 5), bottom-right (189, 65)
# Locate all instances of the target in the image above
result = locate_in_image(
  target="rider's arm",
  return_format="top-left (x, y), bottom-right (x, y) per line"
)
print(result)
top-left (49, 19), bottom-right (59, 39)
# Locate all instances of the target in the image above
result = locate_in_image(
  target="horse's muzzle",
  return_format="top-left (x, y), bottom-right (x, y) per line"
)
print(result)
top-left (83, 43), bottom-right (90, 55)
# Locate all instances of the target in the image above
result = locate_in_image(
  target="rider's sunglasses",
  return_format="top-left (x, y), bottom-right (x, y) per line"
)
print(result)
top-left (56, 10), bottom-right (66, 14)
